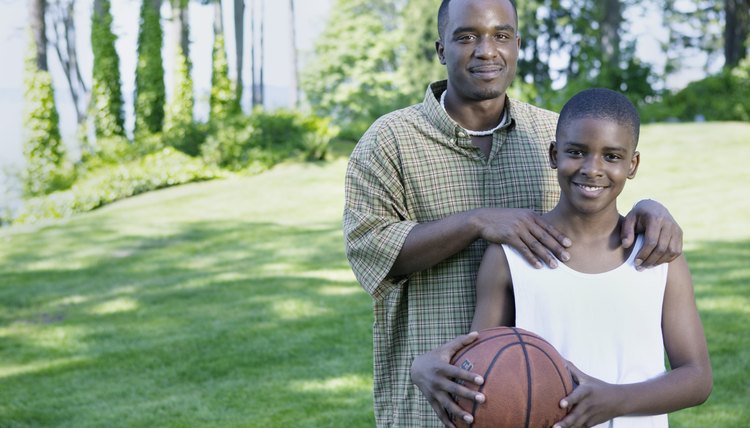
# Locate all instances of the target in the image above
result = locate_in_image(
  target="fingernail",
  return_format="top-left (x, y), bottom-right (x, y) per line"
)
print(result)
top-left (561, 252), bottom-right (570, 262)
top-left (563, 238), bottom-right (572, 247)
top-left (560, 399), bottom-right (568, 408)
top-left (634, 258), bottom-right (643, 266)
top-left (535, 262), bottom-right (543, 269)
top-left (476, 393), bottom-right (485, 403)
top-left (549, 260), bottom-right (558, 269)
top-left (475, 376), bottom-right (484, 385)
top-left (464, 414), bottom-right (474, 423)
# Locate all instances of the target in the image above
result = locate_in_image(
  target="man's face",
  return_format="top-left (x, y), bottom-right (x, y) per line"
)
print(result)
top-left (436, 0), bottom-right (520, 102)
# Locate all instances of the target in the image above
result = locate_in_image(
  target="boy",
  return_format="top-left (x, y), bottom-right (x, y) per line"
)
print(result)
top-left (469, 88), bottom-right (712, 427)
top-left (410, 88), bottom-right (710, 427)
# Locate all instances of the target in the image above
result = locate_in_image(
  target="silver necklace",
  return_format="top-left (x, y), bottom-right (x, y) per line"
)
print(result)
top-left (440, 90), bottom-right (507, 137)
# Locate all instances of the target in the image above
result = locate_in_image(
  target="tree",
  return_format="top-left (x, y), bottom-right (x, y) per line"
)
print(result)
top-left (48, 0), bottom-right (88, 124)
top-left (135, 0), bottom-right (166, 136)
top-left (249, 0), bottom-right (257, 107)
top-left (234, 0), bottom-right (245, 105)
top-left (24, 0), bottom-right (69, 196)
top-left (210, 1), bottom-right (238, 119)
top-left (397, 0), bottom-right (445, 105)
top-left (301, 0), bottom-right (402, 138)
top-left (258, 0), bottom-right (265, 107)
top-left (723, 0), bottom-right (749, 67)
top-left (662, 0), bottom-right (748, 70)
top-left (288, 0), bottom-right (299, 107)
top-left (91, 0), bottom-right (125, 138)
top-left (165, 2), bottom-right (194, 133)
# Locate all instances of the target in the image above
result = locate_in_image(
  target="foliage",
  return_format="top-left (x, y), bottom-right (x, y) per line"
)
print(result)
top-left (90, 0), bottom-right (125, 138)
top-left (13, 147), bottom-right (222, 224)
top-left (201, 109), bottom-right (339, 172)
top-left (164, 47), bottom-right (204, 156)
top-left (22, 52), bottom-right (73, 197)
top-left (209, 33), bottom-right (238, 122)
top-left (301, 0), bottom-right (403, 140)
top-left (397, 0), bottom-right (445, 105)
top-left (641, 57), bottom-right (750, 122)
top-left (135, 0), bottom-right (166, 136)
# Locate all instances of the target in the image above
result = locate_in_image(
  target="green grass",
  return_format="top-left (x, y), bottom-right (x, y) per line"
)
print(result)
top-left (1, 122), bottom-right (749, 427)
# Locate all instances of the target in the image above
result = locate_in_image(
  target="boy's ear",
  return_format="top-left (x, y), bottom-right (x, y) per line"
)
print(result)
top-left (628, 150), bottom-right (640, 179)
top-left (436, 39), bottom-right (446, 65)
top-left (548, 141), bottom-right (558, 169)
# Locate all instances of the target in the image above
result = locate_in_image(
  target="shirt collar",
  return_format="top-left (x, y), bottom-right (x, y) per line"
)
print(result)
top-left (422, 80), bottom-right (517, 140)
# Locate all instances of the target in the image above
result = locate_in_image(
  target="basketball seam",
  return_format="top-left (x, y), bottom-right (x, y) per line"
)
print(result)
top-left (470, 342), bottom-right (519, 426)
top-left (512, 327), bottom-right (533, 428)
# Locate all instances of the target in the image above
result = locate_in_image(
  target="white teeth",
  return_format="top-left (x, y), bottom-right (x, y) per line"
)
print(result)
top-left (577, 184), bottom-right (603, 191)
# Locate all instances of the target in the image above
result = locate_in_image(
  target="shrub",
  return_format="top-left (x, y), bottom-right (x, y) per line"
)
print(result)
top-left (642, 58), bottom-right (750, 122)
top-left (13, 148), bottom-right (222, 224)
top-left (201, 110), bottom-right (338, 172)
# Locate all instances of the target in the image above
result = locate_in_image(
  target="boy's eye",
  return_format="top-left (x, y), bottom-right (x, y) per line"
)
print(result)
top-left (566, 150), bottom-right (583, 157)
top-left (605, 153), bottom-right (623, 161)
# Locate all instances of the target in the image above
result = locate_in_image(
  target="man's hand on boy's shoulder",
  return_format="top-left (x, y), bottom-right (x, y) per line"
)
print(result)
top-left (621, 199), bottom-right (683, 270)
top-left (410, 332), bottom-right (486, 428)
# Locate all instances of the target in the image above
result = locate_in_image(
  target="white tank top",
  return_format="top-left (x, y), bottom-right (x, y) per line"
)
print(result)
top-left (503, 235), bottom-right (669, 428)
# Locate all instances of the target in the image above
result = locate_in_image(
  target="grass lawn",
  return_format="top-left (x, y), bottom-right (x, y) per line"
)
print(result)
top-left (1, 122), bottom-right (749, 427)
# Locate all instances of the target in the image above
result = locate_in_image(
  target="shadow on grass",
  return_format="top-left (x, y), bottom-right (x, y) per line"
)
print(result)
top-left (3, 218), bottom-right (747, 427)
top-left (0, 219), bottom-right (375, 427)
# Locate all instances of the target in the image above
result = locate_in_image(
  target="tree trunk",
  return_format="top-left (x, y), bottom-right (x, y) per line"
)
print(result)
top-left (249, 0), bottom-right (257, 107)
top-left (50, 1), bottom-right (88, 123)
top-left (172, 0), bottom-right (190, 61)
top-left (600, 0), bottom-right (622, 69)
top-left (724, 0), bottom-right (750, 67)
top-left (288, 0), bottom-right (298, 108)
top-left (29, 0), bottom-right (47, 71)
top-left (234, 0), bottom-right (244, 105)
top-left (258, 0), bottom-right (264, 107)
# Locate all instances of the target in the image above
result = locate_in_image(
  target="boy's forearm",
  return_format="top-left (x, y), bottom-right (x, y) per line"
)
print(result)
top-left (616, 364), bottom-right (712, 417)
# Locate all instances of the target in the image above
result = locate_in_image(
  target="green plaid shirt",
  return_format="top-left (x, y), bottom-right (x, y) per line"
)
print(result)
top-left (343, 81), bottom-right (559, 427)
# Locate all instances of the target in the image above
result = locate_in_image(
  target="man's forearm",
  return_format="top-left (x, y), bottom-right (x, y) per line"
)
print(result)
top-left (387, 209), bottom-right (483, 277)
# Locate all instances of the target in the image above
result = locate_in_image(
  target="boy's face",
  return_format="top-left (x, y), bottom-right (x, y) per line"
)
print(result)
top-left (550, 117), bottom-right (640, 215)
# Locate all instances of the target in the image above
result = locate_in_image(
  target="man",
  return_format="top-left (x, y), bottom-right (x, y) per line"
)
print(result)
top-left (343, 0), bottom-right (682, 426)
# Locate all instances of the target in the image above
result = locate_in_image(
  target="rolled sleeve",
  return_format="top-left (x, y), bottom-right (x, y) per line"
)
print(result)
top-left (343, 127), bottom-right (416, 300)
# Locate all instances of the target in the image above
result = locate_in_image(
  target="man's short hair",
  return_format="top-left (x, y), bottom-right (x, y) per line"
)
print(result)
top-left (557, 88), bottom-right (641, 146)
top-left (437, 0), bottom-right (518, 41)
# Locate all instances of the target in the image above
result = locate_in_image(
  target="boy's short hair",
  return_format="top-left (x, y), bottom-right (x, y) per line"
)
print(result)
top-left (557, 88), bottom-right (641, 147)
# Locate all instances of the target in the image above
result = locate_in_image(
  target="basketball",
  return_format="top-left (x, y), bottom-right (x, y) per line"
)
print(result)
top-left (451, 326), bottom-right (574, 428)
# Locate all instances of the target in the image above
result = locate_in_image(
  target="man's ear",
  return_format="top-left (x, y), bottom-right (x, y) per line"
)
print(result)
top-left (436, 39), bottom-right (446, 65)
top-left (628, 150), bottom-right (640, 179)
top-left (548, 141), bottom-right (558, 169)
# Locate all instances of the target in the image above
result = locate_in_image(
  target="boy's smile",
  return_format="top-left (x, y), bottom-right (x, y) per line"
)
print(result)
top-left (550, 117), bottom-right (640, 215)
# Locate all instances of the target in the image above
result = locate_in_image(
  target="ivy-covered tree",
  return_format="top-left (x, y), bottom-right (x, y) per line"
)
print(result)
top-left (210, 3), bottom-right (238, 121)
top-left (135, 0), bottom-right (166, 136)
top-left (91, 0), bottom-right (125, 138)
top-left (23, 0), bottom-right (69, 196)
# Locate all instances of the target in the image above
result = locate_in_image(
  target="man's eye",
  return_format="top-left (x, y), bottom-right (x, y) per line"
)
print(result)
top-left (457, 35), bottom-right (475, 42)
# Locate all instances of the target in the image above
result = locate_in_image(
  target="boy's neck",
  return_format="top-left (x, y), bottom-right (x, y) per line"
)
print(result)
top-left (543, 205), bottom-right (631, 273)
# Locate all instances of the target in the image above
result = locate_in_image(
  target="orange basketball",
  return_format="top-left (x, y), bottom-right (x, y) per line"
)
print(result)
top-left (451, 327), bottom-right (574, 428)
